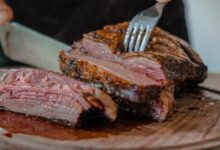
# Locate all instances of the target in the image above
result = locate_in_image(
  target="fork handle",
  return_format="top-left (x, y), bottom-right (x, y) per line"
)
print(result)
top-left (155, 2), bottom-right (167, 13)
top-left (156, 0), bottom-right (171, 3)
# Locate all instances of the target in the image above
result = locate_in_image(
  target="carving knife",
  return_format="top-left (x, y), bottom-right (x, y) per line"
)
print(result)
top-left (0, 22), bottom-right (70, 73)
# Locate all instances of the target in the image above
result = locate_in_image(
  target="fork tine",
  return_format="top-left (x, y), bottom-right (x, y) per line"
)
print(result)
top-left (124, 26), bottom-right (133, 52)
top-left (134, 27), bottom-right (145, 51)
top-left (128, 26), bottom-right (139, 52)
top-left (139, 29), bottom-right (152, 52)
top-left (123, 2), bottom-right (167, 53)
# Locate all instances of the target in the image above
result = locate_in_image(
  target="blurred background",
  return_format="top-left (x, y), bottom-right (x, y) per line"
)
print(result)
top-left (185, 0), bottom-right (220, 73)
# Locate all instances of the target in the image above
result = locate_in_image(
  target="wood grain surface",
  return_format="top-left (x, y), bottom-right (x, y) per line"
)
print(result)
top-left (201, 73), bottom-right (220, 92)
top-left (0, 73), bottom-right (220, 150)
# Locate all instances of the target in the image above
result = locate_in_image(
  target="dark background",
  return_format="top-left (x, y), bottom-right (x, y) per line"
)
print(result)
top-left (7, 0), bottom-right (188, 44)
top-left (1, 0), bottom-right (188, 66)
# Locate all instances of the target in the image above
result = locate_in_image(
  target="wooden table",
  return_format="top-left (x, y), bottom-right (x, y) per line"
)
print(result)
top-left (0, 73), bottom-right (220, 150)
top-left (202, 73), bottom-right (220, 91)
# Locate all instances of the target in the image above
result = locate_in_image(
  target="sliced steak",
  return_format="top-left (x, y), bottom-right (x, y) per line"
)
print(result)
top-left (0, 68), bottom-right (118, 127)
top-left (59, 22), bottom-right (207, 122)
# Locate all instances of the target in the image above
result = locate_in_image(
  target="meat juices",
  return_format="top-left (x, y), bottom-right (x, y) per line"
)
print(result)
top-left (0, 22), bottom-right (207, 127)
top-left (59, 22), bottom-right (207, 122)
top-left (0, 69), bottom-right (118, 127)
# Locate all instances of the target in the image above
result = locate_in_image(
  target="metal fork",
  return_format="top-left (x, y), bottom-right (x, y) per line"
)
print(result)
top-left (123, 2), bottom-right (167, 52)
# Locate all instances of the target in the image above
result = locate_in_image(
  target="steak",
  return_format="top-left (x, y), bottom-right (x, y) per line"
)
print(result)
top-left (59, 22), bottom-right (207, 122)
top-left (0, 68), bottom-right (118, 127)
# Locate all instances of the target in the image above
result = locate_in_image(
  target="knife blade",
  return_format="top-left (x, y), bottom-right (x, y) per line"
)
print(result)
top-left (0, 22), bottom-right (71, 73)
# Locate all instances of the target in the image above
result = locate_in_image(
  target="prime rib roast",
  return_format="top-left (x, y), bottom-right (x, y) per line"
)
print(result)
top-left (59, 22), bottom-right (207, 122)
top-left (0, 68), bottom-right (118, 127)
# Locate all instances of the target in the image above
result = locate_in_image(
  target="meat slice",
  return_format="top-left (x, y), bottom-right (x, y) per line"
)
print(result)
top-left (0, 68), bottom-right (118, 127)
top-left (59, 22), bottom-right (207, 122)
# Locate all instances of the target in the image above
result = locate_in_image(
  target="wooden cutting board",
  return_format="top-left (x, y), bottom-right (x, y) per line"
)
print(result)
top-left (0, 74), bottom-right (220, 150)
